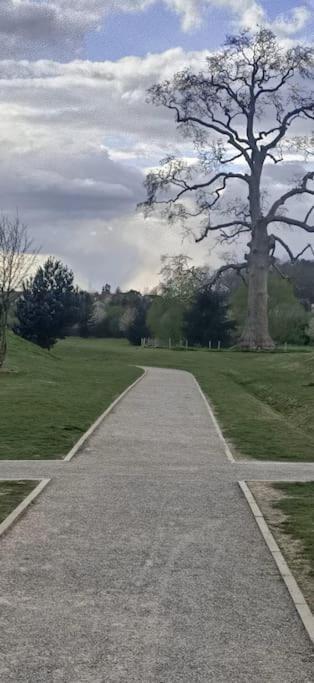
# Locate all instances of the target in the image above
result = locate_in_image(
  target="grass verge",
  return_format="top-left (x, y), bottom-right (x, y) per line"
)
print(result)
top-left (0, 334), bottom-right (142, 459)
top-left (2, 334), bottom-right (314, 461)
top-left (59, 337), bottom-right (314, 461)
top-left (250, 482), bottom-right (314, 612)
top-left (0, 480), bottom-right (37, 524)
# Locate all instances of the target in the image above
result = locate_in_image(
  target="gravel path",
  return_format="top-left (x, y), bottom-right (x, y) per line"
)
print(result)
top-left (0, 367), bottom-right (313, 682)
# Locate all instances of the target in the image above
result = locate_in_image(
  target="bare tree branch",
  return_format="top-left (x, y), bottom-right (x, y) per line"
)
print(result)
top-left (167, 105), bottom-right (252, 165)
top-left (141, 167), bottom-right (249, 223)
top-left (0, 215), bottom-right (37, 367)
top-left (254, 66), bottom-right (295, 99)
top-left (170, 171), bottom-right (249, 204)
top-left (272, 262), bottom-right (290, 280)
top-left (219, 225), bottom-right (251, 243)
top-left (304, 205), bottom-right (314, 225)
top-left (263, 104), bottom-right (314, 151)
top-left (270, 215), bottom-right (314, 232)
top-left (208, 262), bottom-right (247, 287)
top-left (267, 171), bottom-right (314, 221)
top-left (266, 150), bottom-right (283, 165)
top-left (195, 221), bottom-right (251, 243)
top-left (271, 235), bottom-right (314, 262)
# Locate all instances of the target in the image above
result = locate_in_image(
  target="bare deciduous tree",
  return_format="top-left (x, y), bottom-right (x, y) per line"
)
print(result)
top-left (140, 29), bottom-right (314, 349)
top-left (0, 215), bottom-right (36, 367)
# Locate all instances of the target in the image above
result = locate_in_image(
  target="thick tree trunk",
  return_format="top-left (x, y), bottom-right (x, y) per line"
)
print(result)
top-left (240, 222), bottom-right (275, 350)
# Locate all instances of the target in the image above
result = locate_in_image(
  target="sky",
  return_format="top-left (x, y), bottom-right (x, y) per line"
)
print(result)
top-left (0, 0), bottom-right (313, 290)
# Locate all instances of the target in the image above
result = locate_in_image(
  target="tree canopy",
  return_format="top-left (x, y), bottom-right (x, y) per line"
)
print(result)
top-left (141, 29), bottom-right (314, 349)
top-left (232, 274), bottom-right (310, 345)
top-left (14, 258), bottom-right (77, 349)
top-left (0, 215), bottom-right (35, 367)
top-left (184, 288), bottom-right (234, 348)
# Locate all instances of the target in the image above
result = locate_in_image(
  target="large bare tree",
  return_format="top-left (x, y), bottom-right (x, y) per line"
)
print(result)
top-left (141, 29), bottom-right (314, 349)
top-left (0, 215), bottom-right (35, 368)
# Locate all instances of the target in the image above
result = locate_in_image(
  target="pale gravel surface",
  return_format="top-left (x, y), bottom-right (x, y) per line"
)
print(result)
top-left (0, 367), bottom-right (313, 682)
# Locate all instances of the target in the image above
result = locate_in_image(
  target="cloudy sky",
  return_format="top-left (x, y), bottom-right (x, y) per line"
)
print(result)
top-left (0, 0), bottom-right (313, 290)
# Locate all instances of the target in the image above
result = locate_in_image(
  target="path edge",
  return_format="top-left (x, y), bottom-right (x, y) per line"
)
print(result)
top-left (192, 375), bottom-right (235, 463)
top-left (64, 367), bottom-right (147, 462)
top-left (239, 480), bottom-right (314, 644)
top-left (0, 478), bottom-right (50, 538)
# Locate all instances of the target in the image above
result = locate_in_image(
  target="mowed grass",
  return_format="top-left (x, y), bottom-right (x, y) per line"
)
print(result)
top-left (254, 482), bottom-right (314, 610)
top-left (2, 334), bottom-right (314, 461)
top-left (58, 337), bottom-right (314, 462)
top-left (0, 334), bottom-right (142, 459)
top-left (0, 480), bottom-right (37, 524)
top-left (274, 483), bottom-right (314, 581)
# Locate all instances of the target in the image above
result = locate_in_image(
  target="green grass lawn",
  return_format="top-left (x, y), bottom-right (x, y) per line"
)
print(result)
top-left (274, 483), bottom-right (314, 577)
top-left (252, 482), bottom-right (314, 611)
top-left (0, 480), bottom-right (37, 524)
top-left (60, 337), bottom-right (314, 461)
top-left (1, 333), bottom-right (314, 461)
top-left (0, 334), bottom-right (142, 459)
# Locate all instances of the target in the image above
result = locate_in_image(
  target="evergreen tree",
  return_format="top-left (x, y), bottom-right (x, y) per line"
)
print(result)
top-left (185, 289), bottom-right (234, 347)
top-left (14, 258), bottom-right (77, 349)
top-left (125, 296), bottom-right (151, 346)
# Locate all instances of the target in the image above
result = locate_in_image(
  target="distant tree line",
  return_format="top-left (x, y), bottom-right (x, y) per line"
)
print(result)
top-left (0, 212), bottom-right (312, 361)
top-left (6, 252), bottom-right (314, 353)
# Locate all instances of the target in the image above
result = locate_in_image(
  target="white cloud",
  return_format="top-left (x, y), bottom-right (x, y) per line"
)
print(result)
top-left (80, 212), bottom-right (223, 292)
top-left (0, 48), bottom-right (208, 156)
top-left (272, 7), bottom-right (312, 36)
top-left (0, 44), bottom-right (312, 290)
top-left (0, 49), bottom-right (212, 288)
top-left (164, 0), bottom-right (265, 31)
top-left (118, 0), bottom-right (312, 37)
top-left (0, 1), bottom-right (312, 59)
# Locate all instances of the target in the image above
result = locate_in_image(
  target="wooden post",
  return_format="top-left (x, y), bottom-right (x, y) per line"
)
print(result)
top-left (169, 338), bottom-right (171, 350)
top-left (218, 341), bottom-right (221, 351)
top-left (186, 339), bottom-right (188, 351)
top-left (209, 341), bottom-right (212, 350)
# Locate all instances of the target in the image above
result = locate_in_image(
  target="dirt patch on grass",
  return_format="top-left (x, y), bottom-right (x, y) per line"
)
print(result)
top-left (249, 482), bottom-right (314, 612)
